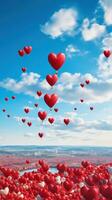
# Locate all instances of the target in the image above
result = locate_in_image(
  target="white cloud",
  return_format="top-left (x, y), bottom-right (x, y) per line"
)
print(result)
top-left (82, 18), bottom-right (106, 41)
top-left (65, 44), bottom-right (80, 58)
top-left (24, 133), bottom-right (35, 138)
top-left (41, 8), bottom-right (77, 39)
top-left (102, 32), bottom-right (112, 50)
top-left (100, 0), bottom-right (112, 25)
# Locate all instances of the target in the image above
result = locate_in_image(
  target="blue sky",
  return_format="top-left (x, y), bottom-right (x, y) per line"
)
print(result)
top-left (0, 0), bottom-right (112, 146)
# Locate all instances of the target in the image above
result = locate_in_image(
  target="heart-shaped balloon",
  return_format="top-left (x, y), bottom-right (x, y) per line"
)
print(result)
top-left (12, 96), bottom-right (16, 100)
top-left (48, 117), bottom-right (55, 124)
top-left (18, 49), bottom-right (25, 56)
top-left (34, 103), bottom-right (38, 107)
top-left (37, 91), bottom-right (42, 97)
top-left (90, 107), bottom-right (93, 110)
top-left (24, 46), bottom-right (32, 54)
top-left (54, 108), bottom-right (58, 112)
top-left (46, 74), bottom-right (58, 86)
top-left (22, 118), bottom-right (26, 123)
top-left (80, 99), bottom-right (84, 103)
top-left (24, 108), bottom-right (30, 113)
top-left (38, 132), bottom-right (44, 138)
top-left (85, 80), bottom-right (90, 85)
top-left (5, 97), bottom-right (8, 101)
top-left (22, 67), bottom-right (26, 73)
top-left (27, 122), bottom-right (32, 127)
top-left (38, 111), bottom-right (47, 121)
top-left (103, 50), bottom-right (111, 58)
top-left (44, 94), bottom-right (58, 108)
top-left (64, 118), bottom-right (70, 125)
top-left (80, 83), bottom-right (84, 88)
top-left (2, 109), bottom-right (6, 112)
top-left (48, 53), bottom-right (65, 71)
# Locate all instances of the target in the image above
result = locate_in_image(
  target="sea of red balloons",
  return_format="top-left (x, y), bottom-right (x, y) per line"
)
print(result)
top-left (0, 160), bottom-right (112, 199)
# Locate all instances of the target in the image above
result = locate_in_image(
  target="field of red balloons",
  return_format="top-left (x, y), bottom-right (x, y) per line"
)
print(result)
top-left (1, 47), bottom-right (112, 199)
top-left (0, 160), bottom-right (112, 199)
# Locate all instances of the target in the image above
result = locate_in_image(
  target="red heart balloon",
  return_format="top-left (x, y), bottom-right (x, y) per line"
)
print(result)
top-left (48, 53), bottom-right (65, 71)
top-left (44, 94), bottom-right (58, 108)
top-left (12, 96), bottom-right (16, 100)
top-left (103, 50), bottom-right (111, 58)
top-left (37, 91), bottom-right (42, 97)
top-left (26, 160), bottom-right (30, 164)
top-left (27, 122), bottom-right (32, 127)
top-left (2, 109), bottom-right (6, 112)
top-left (24, 108), bottom-right (30, 113)
top-left (64, 118), bottom-right (70, 125)
top-left (80, 99), bottom-right (84, 103)
top-left (38, 132), bottom-right (44, 138)
top-left (5, 97), bottom-right (8, 101)
top-left (48, 117), bottom-right (55, 124)
top-left (22, 118), bottom-right (26, 123)
top-left (18, 49), bottom-right (25, 56)
top-left (38, 111), bottom-right (47, 121)
top-left (22, 67), bottom-right (27, 73)
top-left (90, 107), bottom-right (94, 110)
top-left (85, 80), bottom-right (90, 85)
top-left (54, 108), bottom-right (58, 112)
top-left (80, 83), bottom-right (84, 88)
top-left (24, 46), bottom-right (32, 54)
top-left (46, 74), bottom-right (58, 86)
top-left (34, 103), bottom-right (38, 107)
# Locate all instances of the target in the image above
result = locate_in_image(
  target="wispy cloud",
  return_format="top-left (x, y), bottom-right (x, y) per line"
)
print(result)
top-left (100, 0), bottom-right (112, 25)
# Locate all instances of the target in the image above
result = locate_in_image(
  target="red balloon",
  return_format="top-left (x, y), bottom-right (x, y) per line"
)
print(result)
top-left (80, 83), bottom-right (84, 88)
top-left (64, 118), bottom-right (70, 125)
top-left (85, 80), bottom-right (90, 85)
top-left (22, 118), bottom-right (26, 123)
top-left (38, 111), bottom-right (47, 121)
top-left (24, 46), bottom-right (32, 54)
top-left (2, 109), bottom-right (6, 112)
top-left (38, 133), bottom-right (44, 138)
top-left (22, 67), bottom-right (27, 73)
top-left (103, 50), bottom-right (111, 58)
top-left (18, 49), bottom-right (25, 56)
top-left (48, 53), bottom-right (65, 71)
top-left (54, 108), bottom-right (58, 112)
top-left (90, 106), bottom-right (94, 110)
top-left (46, 74), bottom-right (58, 86)
top-left (44, 94), bottom-right (58, 108)
top-left (26, 160), bottom-right (30, 164)
top-left (5, 97), bottom-right (8, 101)
top-left (48, 117), bottom-right (55, 124)
top-left (12, 96), bottom-right (16, 100)
top-left (80, 99), bottom-right (84, 103)
top-left (24, 108), bottom-right (30, 113)
top-left (34, 103), bottom-right (38, 107)
top-left (37, 91), bottom-right (42, 97)
top-left (27, 122), bottom-right (32, 127)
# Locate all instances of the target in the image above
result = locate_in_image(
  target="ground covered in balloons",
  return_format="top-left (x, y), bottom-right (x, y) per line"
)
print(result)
top-left (0, 160), bottom-right (112, 199)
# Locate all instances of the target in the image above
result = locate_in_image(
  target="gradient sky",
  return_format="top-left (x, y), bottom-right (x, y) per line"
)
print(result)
top-left (0, 0), bottom-right (112, 146)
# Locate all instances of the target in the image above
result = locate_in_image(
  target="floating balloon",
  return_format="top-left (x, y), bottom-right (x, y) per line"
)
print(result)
top-left (5, 97), bottom-right (8, 101)
top-left (48, 53), bottom-right (65, 71)
top-left (46, 74), bottom-right (58, 87)
top-left (80, 83), bottom-right (84, 88)
top-left (44, 94), bottom-right (58, 108)
top-left (18, 49), bottom-right (25, 56)
top-left (25, 160), bottom-right (30, 164)
top-left (22, 118), bottom-right (26, 123)
top-left (2, 109), bottom-right (6, 112)
top-left (103, 50), bottom-right (111, 58)
top-left (12, 96), bottom-right (16, 100)
top-left (38, 132), bottom-right (44, 138)
top-left (64, 118), bottom-right (70, 125)
top-left (74, 108), bottom-right (77, 111)
top-left (27, 122), bottom-right (32, 127)
top-left (85, 80), bottom-right (90, 85)
top-left (37, 91), bottom-right (42, 97)
top-left (24, 46), bottom-right (32, 54)
top-left (48, 117), bottom-right (55, 124)
top-left (38, 111), bottom-right (47, 121)
top-left (54, 108), bottom-right (58, 112)
top-left (90, 106), bottom-right (94, 110)
top-left (80, 99), bottom-right (84, 103)
top-left (7, 114), bottom-right (10, 118)
top-left (34, 103), bottom-right (38, 108)
top-left (22, 67), bottom-right (27, 73)
top-left (24, 108), bottom-right (30, 114)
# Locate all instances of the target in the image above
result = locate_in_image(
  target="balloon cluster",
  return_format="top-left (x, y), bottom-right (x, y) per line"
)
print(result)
top-left (0, 160), bottom-right (112, 199)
